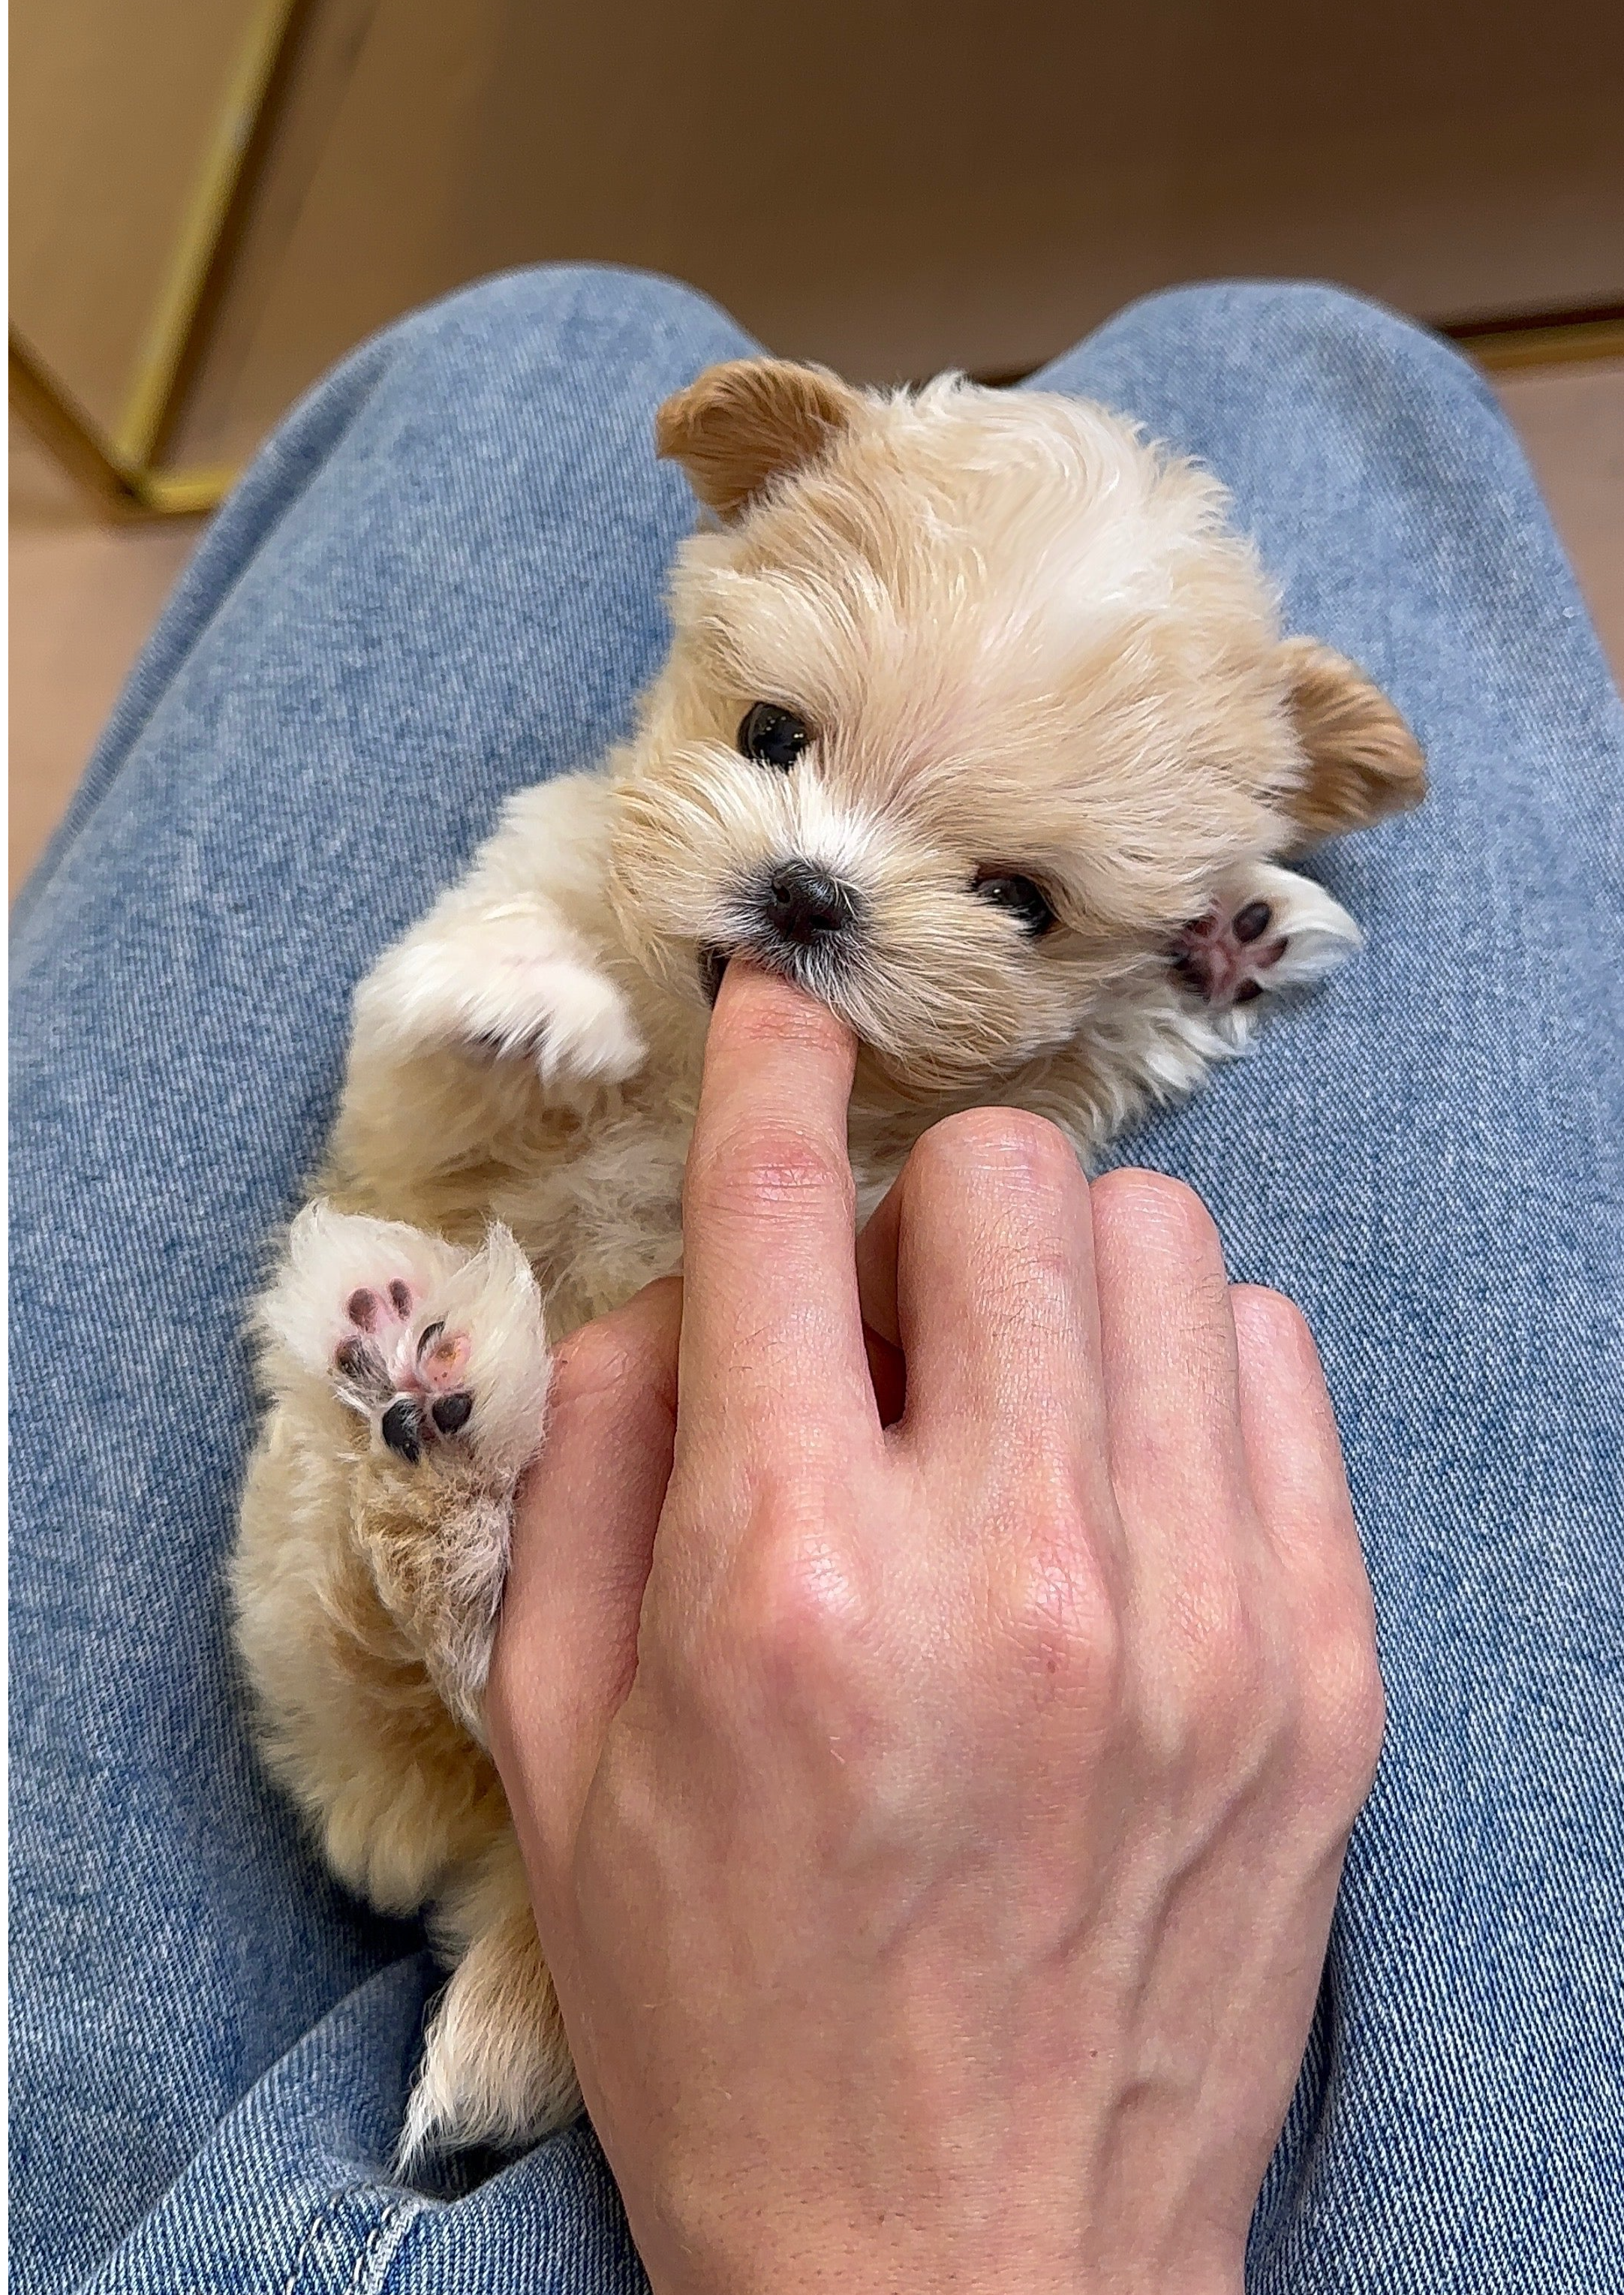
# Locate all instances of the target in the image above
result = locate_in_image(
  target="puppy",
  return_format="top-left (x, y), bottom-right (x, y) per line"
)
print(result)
top-left (233, 359), bottom-right (1424, 2163)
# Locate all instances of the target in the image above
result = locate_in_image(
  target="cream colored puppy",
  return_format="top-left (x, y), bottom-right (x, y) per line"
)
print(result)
top-left (233, 359), bottom-right (1424, 2163)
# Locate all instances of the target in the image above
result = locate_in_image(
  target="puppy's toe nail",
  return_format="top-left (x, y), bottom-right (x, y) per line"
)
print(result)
top-left (418, 1322), bottom-right (471, 1383)
top-left (381, 1398), bottom-right (423, 1463)
top-left (431, 1393), bottom-right (473, 1436)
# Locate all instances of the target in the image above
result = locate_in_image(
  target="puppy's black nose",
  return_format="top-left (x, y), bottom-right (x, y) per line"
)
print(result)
top-left (761, 858), bottom-right (857, 945)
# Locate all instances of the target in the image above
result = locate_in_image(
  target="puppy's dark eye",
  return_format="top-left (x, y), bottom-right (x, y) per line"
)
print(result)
top-left (973, 871), bottom-right (1056, 938)
top-left (738, 702), bottom-right (810, 771)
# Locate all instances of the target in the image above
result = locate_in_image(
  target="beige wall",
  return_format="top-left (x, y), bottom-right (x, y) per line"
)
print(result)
top-left (14, 0), bottom-right (1624, 477)
top-left (11, 0), bottom-right (277, 450)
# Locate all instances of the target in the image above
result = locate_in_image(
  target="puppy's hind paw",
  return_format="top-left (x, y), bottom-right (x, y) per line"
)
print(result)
top-left (1171, 862), bottom-right (1361, 1016)
top-left (264, 1205), bottom-right (551, 1487)
top-left (330, 1278), bottom-right (479, 1465)
top-left (338, 1239), bottom-right (549, 1489)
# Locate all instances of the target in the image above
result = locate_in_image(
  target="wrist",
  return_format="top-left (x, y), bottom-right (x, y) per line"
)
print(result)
top-left (633, 2220), bottom-right (1246, 2295)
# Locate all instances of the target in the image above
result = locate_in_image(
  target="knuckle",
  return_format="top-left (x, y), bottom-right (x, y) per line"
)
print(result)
top-left (1155, 1581), bottom-right (1273, 1752)
top-left (1000, 1522), bottom-right (1123, 1712)
top-left (548, 1317), bottom-right (646, 1410)
top-left (923, 1105), bottom-right (1080, 1186)
top-left (1303, 1619), bottom-right (1387, 1796)
top-left (1279, 1569), bottom-right (1386, 1804)
top-left (723, 1504), bottom-right (875, 1695)
top-left (1231, 1281), bottom-right (1308, 1343)
top-left (545, 1289), bottom-right (679, 1428)
top-left (687, 1118), bottom-right (853, 1226)
top-left (1339, 1656), bottom-right (1388, 1788)
top-left (1092, 1166), bottom-right (1220, 1259)
top-left (1230, 1283), bottom-right (1315, 1367)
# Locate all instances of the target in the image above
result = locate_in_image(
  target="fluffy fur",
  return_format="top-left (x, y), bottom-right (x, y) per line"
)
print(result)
top-left (233, 359), bottom-right (1424, 2163)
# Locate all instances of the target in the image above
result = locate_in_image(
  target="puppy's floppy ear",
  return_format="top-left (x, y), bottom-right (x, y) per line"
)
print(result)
top-left (655, 358), bottom-right (862, 522)
top-left (1275, 636), bottom-right (1427, 851)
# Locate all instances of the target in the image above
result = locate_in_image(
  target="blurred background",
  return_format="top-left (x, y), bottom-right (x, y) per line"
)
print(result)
top-left (12, 0), bottom-right (1624, 895)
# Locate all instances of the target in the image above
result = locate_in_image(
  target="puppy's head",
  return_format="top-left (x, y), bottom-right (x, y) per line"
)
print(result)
top-left (606, 359), bottom-right (1423, 1094)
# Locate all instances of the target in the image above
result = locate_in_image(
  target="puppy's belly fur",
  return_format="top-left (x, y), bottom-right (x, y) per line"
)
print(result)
top-left (233, 771), bottom-right (1357, 2165)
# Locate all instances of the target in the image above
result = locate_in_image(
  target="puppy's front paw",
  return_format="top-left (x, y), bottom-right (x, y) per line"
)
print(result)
top-left (357, 925), bottom-right (646, 1089)
top-left (501, 955), bottom-right (645, 1087)
top-left (1171, 862), bottom-right (1361, 1014)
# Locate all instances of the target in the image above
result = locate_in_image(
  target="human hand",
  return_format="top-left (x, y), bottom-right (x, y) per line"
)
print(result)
top-left (486, 964), bottom-right (1383, 2295)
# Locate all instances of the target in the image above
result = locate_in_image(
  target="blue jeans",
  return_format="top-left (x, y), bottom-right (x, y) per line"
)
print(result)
top-left (11, 267), bottom-right (1622, 2293)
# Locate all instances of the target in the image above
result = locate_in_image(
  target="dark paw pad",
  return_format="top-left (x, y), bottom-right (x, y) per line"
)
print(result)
top-left (335, 1336), bottom-right (389, 1399)
top-left (345, 1288), bottom-right (380, 1332)
top-left (1171, 895), bottom-right (1288, 1009)
top-left (431, 1392), bottom-right (473, 1435)
top-left (381, 1397), bottom-right (423, 1463)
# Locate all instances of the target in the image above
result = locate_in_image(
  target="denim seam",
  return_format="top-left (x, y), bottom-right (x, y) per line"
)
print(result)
top-left (350, 2200), bottom-right (407, 2295)
top-left (284, 2190), bottom-right (410, 2295)
top-left (283, 2199), bottom-right (333, 2295)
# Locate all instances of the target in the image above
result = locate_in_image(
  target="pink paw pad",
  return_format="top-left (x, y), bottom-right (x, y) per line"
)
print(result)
top-left (1172, 897), bottom-right (1289, 1009)
top-left (343, 1279), bottom-right (414, 1336)
top-left (415, 1322), bottom-right (471, 1393)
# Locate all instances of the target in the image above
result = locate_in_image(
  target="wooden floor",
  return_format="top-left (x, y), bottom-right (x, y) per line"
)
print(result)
top-left (10, 357), bottom-right (1622, 901)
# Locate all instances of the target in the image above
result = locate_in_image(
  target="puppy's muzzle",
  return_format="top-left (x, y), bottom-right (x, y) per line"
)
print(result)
top-left (759, 857), bottom-right (859, 947)
top-left (699, 856), bottom-right (864, 1003)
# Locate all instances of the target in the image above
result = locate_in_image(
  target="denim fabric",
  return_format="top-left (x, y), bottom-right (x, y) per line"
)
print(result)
top-left (11, 265), bottom-right (1622, 2291)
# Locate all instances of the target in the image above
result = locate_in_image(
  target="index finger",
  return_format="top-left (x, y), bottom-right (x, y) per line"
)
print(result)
top-left (678, 963), bottom-right (873, 1469)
